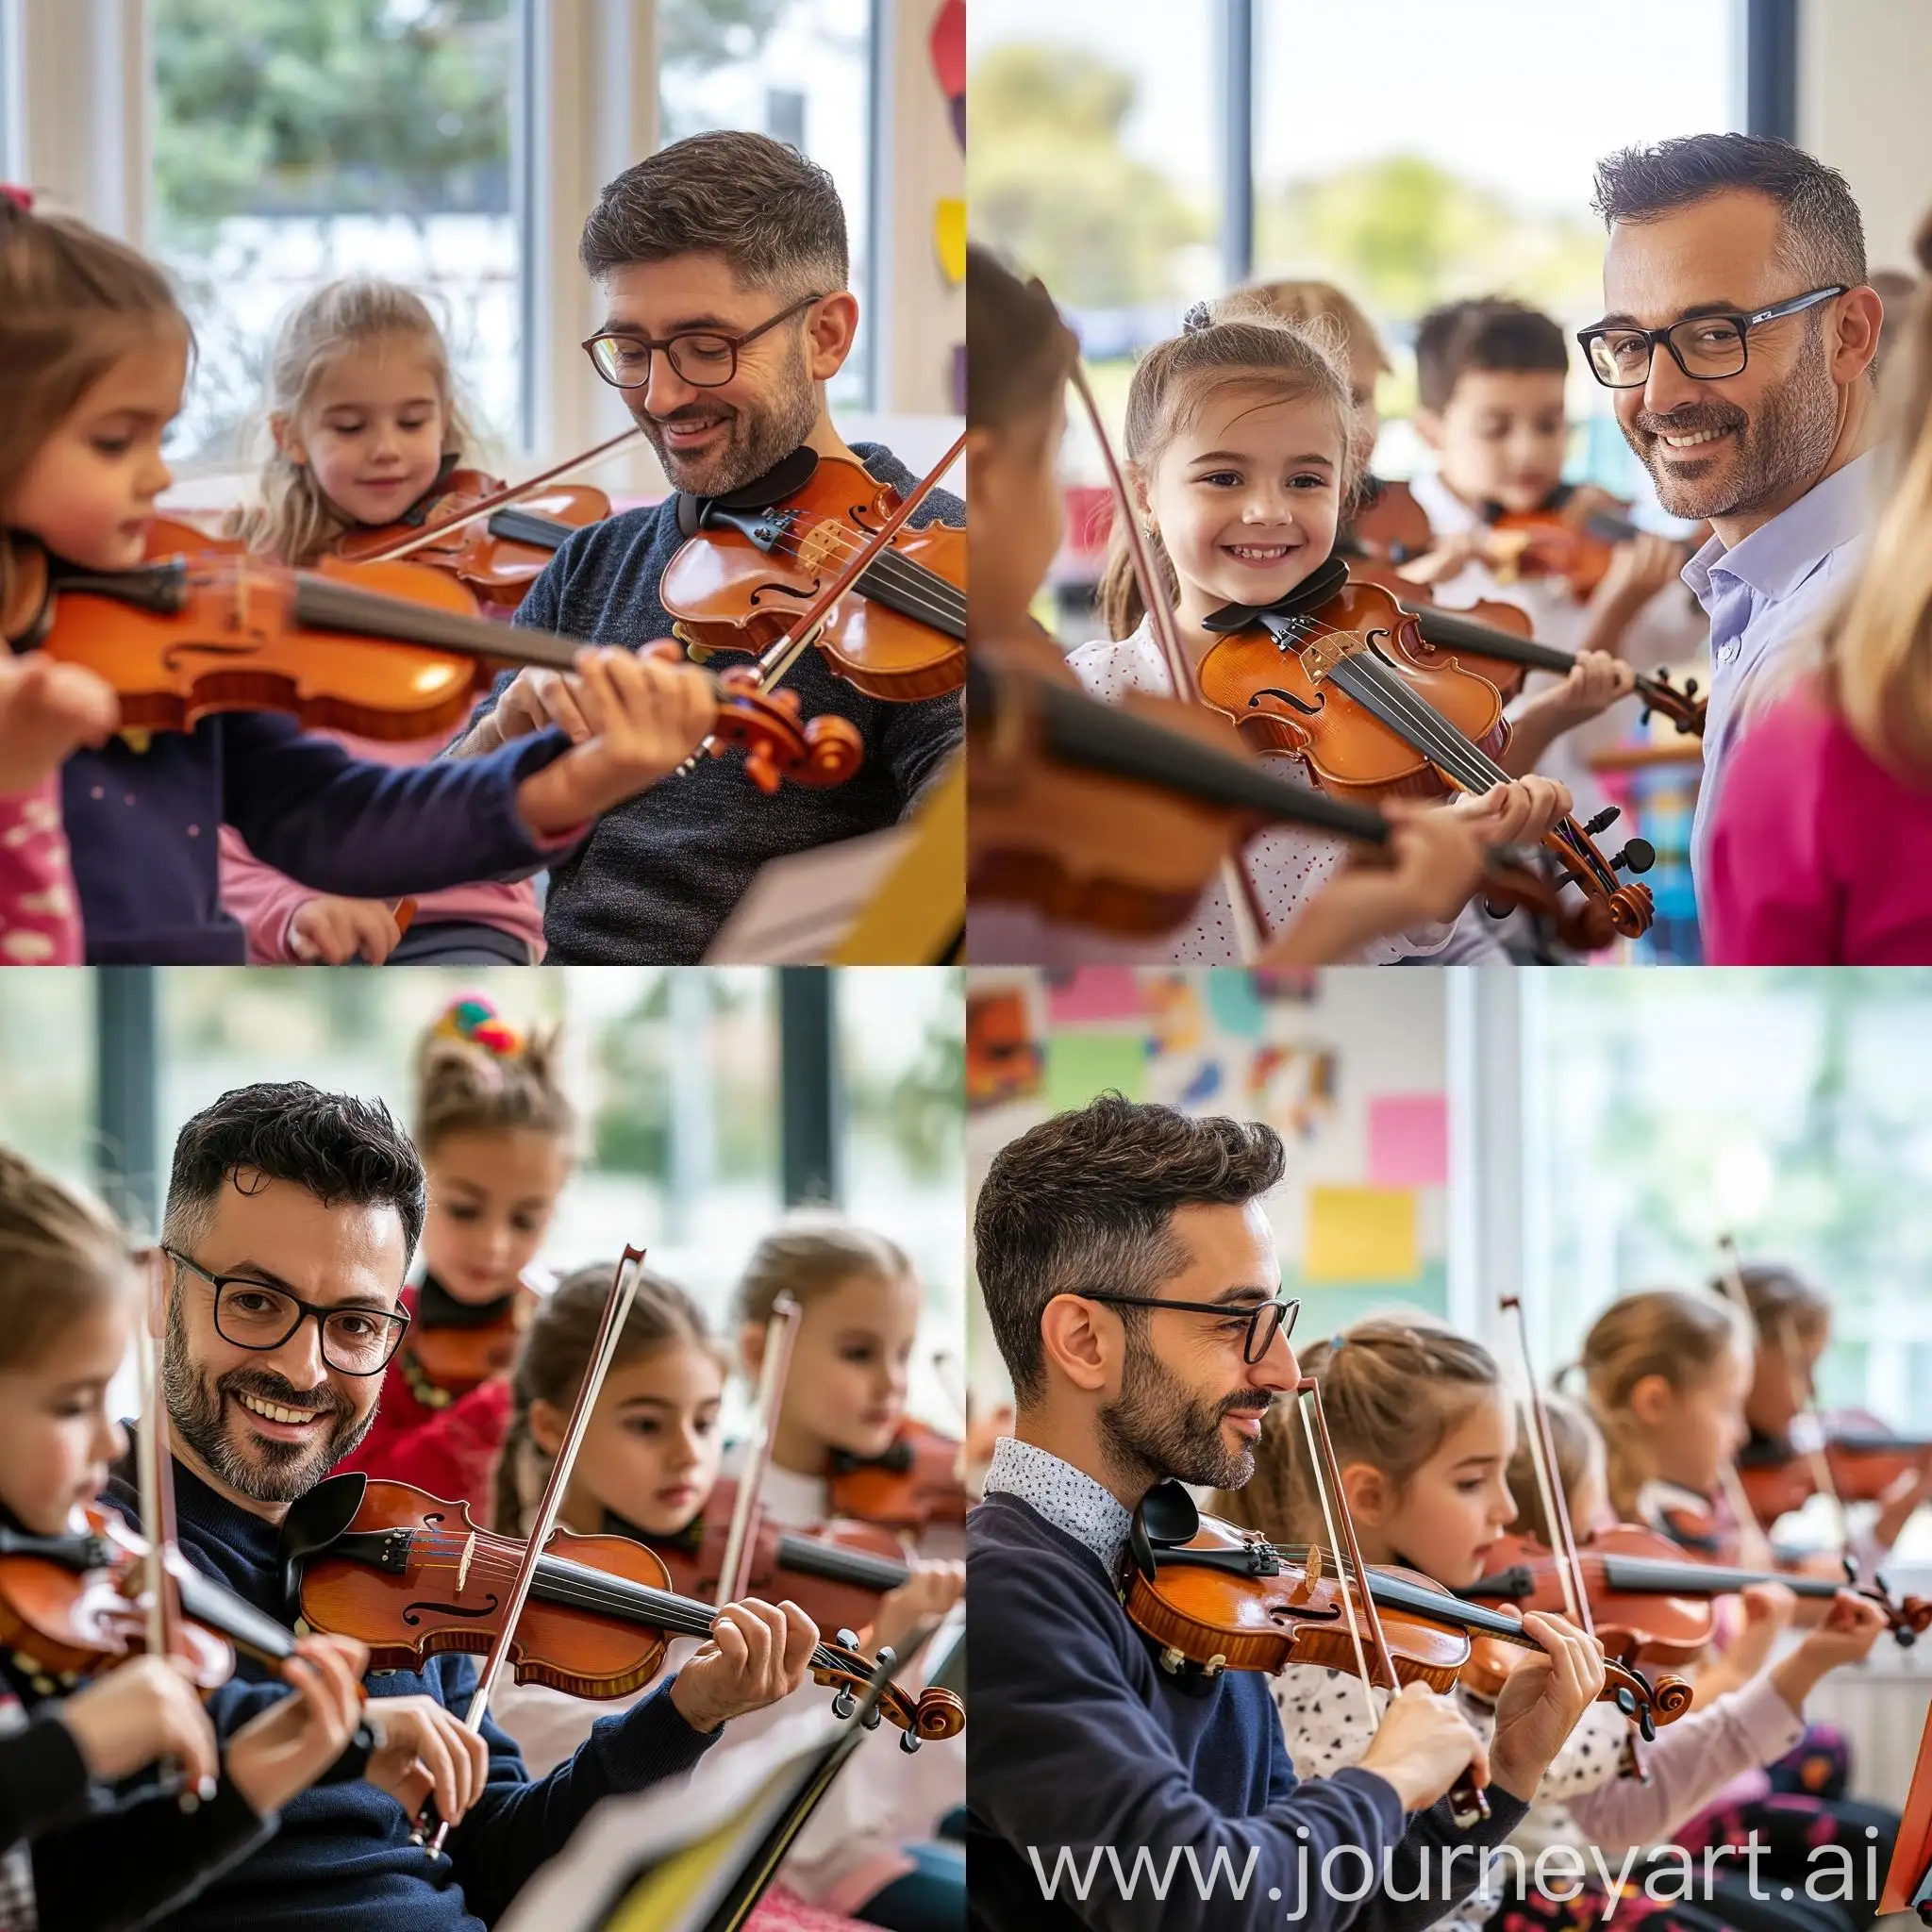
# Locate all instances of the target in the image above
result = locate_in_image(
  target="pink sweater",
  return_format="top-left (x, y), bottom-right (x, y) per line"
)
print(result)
top-left (1705, 681), bottom-right (1932, 964)
top-left (0, 778), bottom-right (83, 964)
top-left (219, 723), bottom-right (545, 962)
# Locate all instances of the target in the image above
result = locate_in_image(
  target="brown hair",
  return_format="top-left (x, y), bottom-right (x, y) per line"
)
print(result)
top-left (1721, 1259), bottom-right (1831, 1350)
top-left (0, 195), bottom-right (191, 613)
top-left (1414, 297), bottom-right (1570, 414)
top-left (229, 276), bottom-right (478, 566)
top-left (1503, 1391), bottom-right (1605, 1544)
top-left (1871, 269), bottom-right (1920, 382)
top-left (492, 1260), bottom-right (721, 1534)
top-left (1095, 300), bottom-right (1359, 639)
top-left (1574, 1291), bottom-right (1751, 1517)
top-left (1237, 278), bottom-right (1391, 379)
top-left (967, 244), bottom-right (1077, 438)
top-left (734, 1215), bottom-right (913, 1328)
top-left (413, 995), bottom-right (575, 1162)
top-left (1219, 1315), bottom-right (1504, 1546)
top-left (0, 1147), bottom-right (133, 1370)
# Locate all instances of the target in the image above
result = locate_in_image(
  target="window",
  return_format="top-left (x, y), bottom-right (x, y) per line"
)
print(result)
top-left (149, 0), bottom-right (525, 466)
top-left (0, 968), bottom-right (93, 1196)
top-left (660, 0), bottom-right (878, 408)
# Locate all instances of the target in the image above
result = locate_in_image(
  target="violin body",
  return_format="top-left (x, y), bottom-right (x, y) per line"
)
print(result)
top-left (1737, 1412), bottom-right (1932, 1521)
top-left (827, 1420), bottom-right (967, 1536)
top-left (404, 1283), bottom-right (540, 1402)
top-left (1485, 503), bottom-right (1622, 599)
top-left (1346, 476), bottom-right (1435, 564)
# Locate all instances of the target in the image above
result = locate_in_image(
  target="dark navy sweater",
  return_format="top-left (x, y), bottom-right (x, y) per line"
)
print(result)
top-left (473, 441), bottom-right (963, 963)
top-left (64, 712), bottom-right (577, 964)
top-left (966, 1492), bottom-right (1530, 1932)
top-left (102, 1455), bottom-right (718, 1931)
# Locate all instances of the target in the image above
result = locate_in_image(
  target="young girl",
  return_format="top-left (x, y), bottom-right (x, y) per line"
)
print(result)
top-left (219, 277), bottom-right (546, 966)
top-left (1703, 209), bottom-right (1932, 963)
top-left (1227, 1316), bottom-right (1890, 1932)
top-left (336, 994), bottom-right (571, 1512)
top-left (0, 1144), bottom-right (370, 1929)
top-left (0, 196), bottom-right (714, 967)
top-left (488, 1263), bottom-right (960, 1932)
top-left (1079, 298), bottom-right (1616, 965)
top-left (964, 243), bottom-right (1531, 968)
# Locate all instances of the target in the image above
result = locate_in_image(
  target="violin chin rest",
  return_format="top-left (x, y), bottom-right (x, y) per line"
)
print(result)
top-left (1140, 1480), bottom-right (1203, 1549)
top-left (276, 1472), bottom-right (369, 1619)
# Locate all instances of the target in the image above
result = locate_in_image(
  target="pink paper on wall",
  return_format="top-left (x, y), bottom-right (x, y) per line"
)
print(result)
top-left (1045, 967), bottom-right (1142, 1026)
top-left (1367, 1093), bottom-right (1449, 1188)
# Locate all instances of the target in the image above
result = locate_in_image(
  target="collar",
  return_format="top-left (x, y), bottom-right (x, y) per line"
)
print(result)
top-left (984, 1437), bottom-right (1134, 1573)
top-left (1405, 466), bottom-right (1481, 537)
top-left (1688, 448), bottom-right (1879, 606)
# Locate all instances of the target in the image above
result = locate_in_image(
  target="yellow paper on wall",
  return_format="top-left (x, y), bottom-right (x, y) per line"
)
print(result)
top-left (1304, 1186), bottom-right (1417, 1285)
top-left (935, 197), bottom-right (966, 282)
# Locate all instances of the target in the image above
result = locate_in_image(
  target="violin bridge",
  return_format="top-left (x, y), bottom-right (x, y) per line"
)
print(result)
top-left (456, 1532), bottom-right (475, 1597)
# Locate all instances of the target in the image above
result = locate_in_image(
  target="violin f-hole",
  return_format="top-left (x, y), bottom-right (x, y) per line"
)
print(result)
top-left (1249, 687), bottom-right (1324, 717)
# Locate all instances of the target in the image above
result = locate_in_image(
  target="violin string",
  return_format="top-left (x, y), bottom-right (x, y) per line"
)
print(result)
top-left (745, 506), bottom-right (965, 609)
top-left (749, 522), bottom-right (965, 631)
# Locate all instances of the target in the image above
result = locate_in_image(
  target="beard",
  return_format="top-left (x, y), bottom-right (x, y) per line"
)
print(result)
top-left (1097, 1332), bottom-right (1272, 1492)
top-left (163, 1289), bottom-right (375, 1503)
top-left (1625, 322), bottom-right (1840, 522)
top-left (637, 336), bottom-right (821, 497)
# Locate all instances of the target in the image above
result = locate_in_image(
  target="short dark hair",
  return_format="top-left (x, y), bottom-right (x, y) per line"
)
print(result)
top-left (578, 130), bottom-right (847, 294)
top-left (974, 1094), bottom-right (1286, 1405)
top-left (1591, 133), bottom-right (1866, 291)
top-left (966, 243), bottom-right (1076, 435)
top-left (161, 1083), bottom-right (426, 1268)
top-left (1415, 297), bottom-right (1569, 413)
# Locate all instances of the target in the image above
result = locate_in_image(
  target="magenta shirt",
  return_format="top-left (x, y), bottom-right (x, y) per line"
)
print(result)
top-left (0, 777), bottom-right (83, 964)
top-left (1704, 681), bottom-right (1932, 963)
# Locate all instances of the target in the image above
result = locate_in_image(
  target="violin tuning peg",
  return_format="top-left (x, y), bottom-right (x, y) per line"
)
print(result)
top-left (836, 1628), bottom-right (859, 1649)
top-left (1610, 840), bottom-right (1657, 876)
top-left (860, 1707), bottom-right (884, 1731)
top-left (831, 1687), bottom-right (856, 1720)
top-left (876, 1645), bottom-right (897, 1670)
top-left (1583, 807), bottom-right (1621, 838)
top-left (900, 1729), bottom-right (923, 1754)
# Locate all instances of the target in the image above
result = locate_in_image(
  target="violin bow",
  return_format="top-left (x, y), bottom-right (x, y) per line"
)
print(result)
top-left (415, 1244), bottom-right (648, 1856)
top-left (1066, 357), bottom-right (1270, 965)
top-left (1499, 1297), bottom-right (1593, 1639)
top-left (716, 1293), bottom-right (803, 1609)
top-left (1883, 1701), bottom-right (1932, 1918)
top-left (1712, 1237), bottom-right (1807, 1570)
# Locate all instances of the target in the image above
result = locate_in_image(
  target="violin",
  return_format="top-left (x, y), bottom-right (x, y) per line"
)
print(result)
top-left (401, 1280), bottom-right (541, 1405)
top-left (1343, 475), bottom-right (1435, 564)
top-left (1886, 1704), bottom-right (1932, 1920)
top-left (1737, 1413), bottom-right (1932, 1523)
top-left (2, 539), bottom-right (863, 794)
top-left (282, 1473), bottom-right (962, 1750)
top-left (1195, 558), bottom-right (1657, 940)
top-left (826, 1419), bottom-right (967, 1537)
top-left (660, 444), bottom-right (965, 704)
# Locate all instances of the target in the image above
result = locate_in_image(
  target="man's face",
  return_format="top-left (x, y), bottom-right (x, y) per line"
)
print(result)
top-left (1598, 191), bottom-right (1845, 522)
top-left (592, 252), bottom-right (851, 496)
top-left (163, 1174), bottom-right (409, 1506)
top-left (1097, 1201), bottom-right (1296, 1491)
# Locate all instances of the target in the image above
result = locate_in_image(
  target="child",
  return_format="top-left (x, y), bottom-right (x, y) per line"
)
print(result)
top-left (0, 1145), bottom-right (371, 1928)
top-left (964, 244), bottom-right (1557, 968)
top-left (1079, 297), bottom-right (1605, 965)
top-left (1703, 214), bottom-right (1932, 963)
top-left (1227, 1316), bottom-right (1890, 1932)
top-left (219, 277), bottom-right (546, 966)
top-left (0, 196), bottom-right (717, 966)
top-left (489, 1262), bottom-right (959, 1931)
top-left (336, 994), bottom-right (572, 1513)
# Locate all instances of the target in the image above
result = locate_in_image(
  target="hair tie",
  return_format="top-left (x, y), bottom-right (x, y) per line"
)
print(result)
top-left (1327, 1333), bottom-right (1345, 1355)
top-left (433, 995), bottom-right (521, 1058)
top-left (0, 185), bottom-right (33, 213)
top-left (1182, 300), bottom-right (1214, 335)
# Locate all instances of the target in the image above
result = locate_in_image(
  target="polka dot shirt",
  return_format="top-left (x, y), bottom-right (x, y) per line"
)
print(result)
top-left (0, 779), bottom-right (82, 964)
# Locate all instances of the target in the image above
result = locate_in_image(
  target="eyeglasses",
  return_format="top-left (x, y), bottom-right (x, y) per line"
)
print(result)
top-left (1577, 286), bottom-right (1847, 389)
top-left (164, 1248), bottom-right (410, 1376)
top-left (1077, 1291), bottom-right (1301, 1365)
top-left (581, 292), bottom-right (824, 391)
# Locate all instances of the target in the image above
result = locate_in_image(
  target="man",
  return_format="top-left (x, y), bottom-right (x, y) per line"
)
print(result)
top-left (111, 1082), bottom-right (816, 1931)
top-left (967, 1095), bottom-right (1604, 1932)
top-left (454, 131), bottom-right (962, 963)
top-left (1580, 132), bottom-right (1884, 898)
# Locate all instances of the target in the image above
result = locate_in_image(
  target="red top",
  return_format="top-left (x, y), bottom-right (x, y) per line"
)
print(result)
top-left (333, 1282), bottom-right (515, 1514)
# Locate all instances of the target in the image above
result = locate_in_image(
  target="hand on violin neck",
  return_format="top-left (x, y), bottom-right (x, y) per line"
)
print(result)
top-left (1506, 652), bottom-right (1638, 758)
top-left (1486, 1610), bottom-right (1607, 1799)
top-left (491, 665), bottom-right (595, 751)
top-left (871, 1559), bottom-right (965, 1658)
top-left (225, 1633), bottom-right (370, 1818)
top-left (1357, 1681), bottom-right (1489, 1815)
top-left (0, 651), bottom-right (120, 793)
top-left (57, 1653), bottom-right (220, 1794)
top-left (1586, 531), bottom-right (1685, 629)
top-left (1463, 772), bottom-right (1573, 842)
top-left (671, 1596), bottom-right (819, 1735)
top-left (1772, 1589), bottom-right (1890, 1712)
top-left (513, 646), bottom-right (716, 834)
top-left (362, 1694), bottom-right (488, 1830)
top-left (1694, 1581), bottom-right (1794, 1703)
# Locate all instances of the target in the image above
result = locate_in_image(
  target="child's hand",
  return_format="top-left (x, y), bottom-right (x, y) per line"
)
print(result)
top-left (0, 654), bottom-right (120, 794)
top-left (225, 1634), bottom-right (370, 1817)
top-left (1769, 1589), bottom-right (1889, 1713)
top-left (671, 1598), bottom-right (819, 1733)
top-left (362, 1693), bottom-right (490, 1827)
top-left (1488, 1611), bottom-right (1607, 1796)
top-left (1394, 528), bottom-right (1492, 588)
top-left (289, 895), bottom-right (404, 965)
top-left (1591, 532), bottom-right (1685, 621)
top-left (57, 1654), bottom-right (220, 1796)
top-left (1714, 1580), bottom-right (1796, 1686)
top-left (512, 648), bottom-right (717, 836)
top-left (871, 1560), bottom-right (966, 1658)
top-left (1357, 1681), bottom-right (1489, 1813)
top-left (1466, 774), bottom-right (1573, 845)
top-left (490, 666), bottom-right (594, 748)
top-left (1517, 651), bottom-right (1638, 732)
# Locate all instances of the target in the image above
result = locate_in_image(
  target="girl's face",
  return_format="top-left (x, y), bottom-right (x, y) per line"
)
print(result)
top-left (0, 1296), bottom-right (131, 1537)
top-left (1635, 1343), bottom-right (1753, 1493)
top-left (1348, 1391), bottom-right (1518, 1589)
top-left (748, 1269), bottom-right (922, 1467)
top-left (1140, 382), bottom-right (1345, 631)
top-left (1746, 1314), bottom-right (1828, 1439)
top-left (4, 336), bottom-right (187, 570)
top-left (282, 337), bottom-right (449, 528)
top-left (421, 1128), bottom-right (572, 1307)
top-left (537, 1341), bottom-right (725, 1539)
top-left (966, 387), bottom-right (1067, 625)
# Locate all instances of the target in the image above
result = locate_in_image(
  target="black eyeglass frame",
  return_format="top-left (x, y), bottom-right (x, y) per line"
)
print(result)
top-left (162, 1246), bottom-right (411, 1376)
top-left (1076, 1291), bottom-right (1301, 1365)
top-left (581, 291), bottom-right (826, 391)
top-left (1576, 285), bottom-right (1849, 390)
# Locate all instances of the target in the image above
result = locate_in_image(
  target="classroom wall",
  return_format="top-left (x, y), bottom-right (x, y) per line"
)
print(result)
top-left (965, 968), bottom-right (1450, 1403)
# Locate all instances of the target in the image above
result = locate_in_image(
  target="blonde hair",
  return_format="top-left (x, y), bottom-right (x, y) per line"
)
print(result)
top-left (1236, 278), bottom-right (1391, 377)
top-left (230, 276), bottom-right (477, 566)
top-left (1220, 1314), bottom-right (1503, 1547)
top-left (1095, 299), bottom-right (1361, 639)
top-left (1574, 1291), bottom-right (1750, 1517)
top-left (414, 995), bottom-right (575, 1161)
top-left (1503, 1390), bottom-right (1606, 1544)
top-left (492, 1260), bottom-right (720, 1535)
top-left (0, 195), bottom-right (191, 616)
top-left (734, 1215), bottom-right (913, 1327)
top-left (0, 1147), bottom-right (134, 1369)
